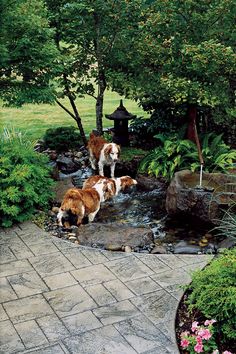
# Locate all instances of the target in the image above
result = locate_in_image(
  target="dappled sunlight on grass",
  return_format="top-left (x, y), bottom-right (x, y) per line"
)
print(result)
top-left (0, 90), bottom-right (148, 141)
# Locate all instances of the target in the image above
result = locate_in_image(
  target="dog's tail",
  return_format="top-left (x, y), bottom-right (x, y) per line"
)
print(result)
top-left (87, 132), bottom-right (96, 149)
top-left (89, 131), bottom-right (100, 139)
top-left (61, 190), bottom-right (83, 215)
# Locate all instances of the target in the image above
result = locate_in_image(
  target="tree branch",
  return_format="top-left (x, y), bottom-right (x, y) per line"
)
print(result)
top-left (55, 99), bottom-right (77, 120)
top-left (85, 91), bottom-right (97, 99)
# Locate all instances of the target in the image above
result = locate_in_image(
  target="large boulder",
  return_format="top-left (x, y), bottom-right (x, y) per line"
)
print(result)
top-left (56, 155), bottom-right (78, 173)
top-left (166, 170), bottom-right (236, 224)
top-left (53, 177), bottom-right (74, 204)
top-left (136, 174), bottom-right (168, 192)
top-left (115, 157), bottom-right (142, 178)
top-left (76, 222), bottom-right (153, 249)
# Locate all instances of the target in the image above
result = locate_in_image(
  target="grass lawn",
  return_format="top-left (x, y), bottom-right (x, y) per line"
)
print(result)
top-left (0, 90), bottom-right (148, 142)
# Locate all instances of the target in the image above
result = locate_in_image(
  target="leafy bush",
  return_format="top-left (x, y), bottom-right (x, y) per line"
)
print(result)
top-left (0, 128), bottom-right (55, 227)
top-left (129, 107), bottom-right (186, 148)
top-left (186, 248), bottom-right (236, 342)
top-left (43, 126), bottom-right (82, 152)
top-left (121, 147), bottom-right (146, 162)
top-left (138, 133), bottom-right (236, 180)
top-left (129, 116), bottom-right (155, 148)
top-left (138, 134), bottom-right (198, 180)
top-left (191, 133), bottom-right (236, 173)
top-left (103, 131), bottom-right (113, 143)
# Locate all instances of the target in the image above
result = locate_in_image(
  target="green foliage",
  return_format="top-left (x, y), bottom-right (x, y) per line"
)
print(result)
top-left (103, 131), bottom-right (113, 143)
top-left (0, 129), bottom-right (55, 227)
top-left (43, 126), bottom-right (82, 152)
top-left (129, 116), bottom-right (157, 148)
top-left (200, 133), bottom-right (236, 173)
top-left (120, 147), bottom-right (146, 162)
top-left (139, 133), bottom-right (236, 180)
top-left (32, 211), bottom-right (48, 229)
top-left (130, 108), bottom-right (186, 148)
top-left (0, 0), bottom-right (58, 106)
top-left (110, 0), bottom-right (236, 132)
top-left (138, 135), bottom-right (198, 180)
top-left (46, 0), bottom-right (144, 134)
top-left (187, 248), bottom-right (236, 342)
top-left (213, 203), bottom-right (236, 240)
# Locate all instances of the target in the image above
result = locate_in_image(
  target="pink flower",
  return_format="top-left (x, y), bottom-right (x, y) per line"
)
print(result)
top-left (212, 350), bottom-right (219, 354)
top-left (194, 343), bottom-right (204, 353)
top-left (222, 351), bottom-right (233, 354)
top-left (204, 319), bottom-right (217, 326)
top-left (198, 328), bottom-right (212, 340)
top-left (191, 321), bottom-right (199, 332)
top-left (196, 335), bottom-right (203, 344)
top-left (180, 331), bottom-right (190, 338)
top-left (180, 338), bottom-right (190, 348)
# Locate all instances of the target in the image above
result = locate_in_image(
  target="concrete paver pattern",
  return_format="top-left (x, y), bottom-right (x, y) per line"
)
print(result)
top-left (0, 222), bottom-right (213, 354)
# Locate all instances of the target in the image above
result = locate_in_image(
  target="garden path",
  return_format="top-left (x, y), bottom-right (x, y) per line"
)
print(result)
top-left (0, 222), bottom-right (213, 354)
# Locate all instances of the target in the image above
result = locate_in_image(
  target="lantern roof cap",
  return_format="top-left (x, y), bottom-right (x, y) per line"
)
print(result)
top-left (105, 99), bottom-right (136, 120)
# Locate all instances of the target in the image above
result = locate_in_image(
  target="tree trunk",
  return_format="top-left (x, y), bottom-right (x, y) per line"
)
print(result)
top-left (96, 69), bottom-right (106, 135)
top-left (57, 74), bottom-right (87, 146)
top-left (93, 12), bottom-right (107, 136)
top-left (56, 99), bottom-right (87, 146)
top-left (68, 96), bottom-right (87, 146)
top-left (187, 104), bottom-right (204, 165)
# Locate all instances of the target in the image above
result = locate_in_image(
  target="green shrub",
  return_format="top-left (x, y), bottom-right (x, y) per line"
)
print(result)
top-left (191, 133), bottom-right (236, 173)
top-left (121, 147), bottom-right (146, 162)
top-left (0, 128), bottom-right (55, 227)
top-left (138, 134), bottom-right (198, 180)
top-left (43, 126), bottom-right (82, 152)
top-left (138, 133), bottom-right (236, 180)
top-left (186, 248), bottom-right (236, 342)
top-left (129, 106), bottom-right (186, 148)
top-left (129, 116), bottom-right (156, 148)
top-left (103, 131), bottom-right (113, 143)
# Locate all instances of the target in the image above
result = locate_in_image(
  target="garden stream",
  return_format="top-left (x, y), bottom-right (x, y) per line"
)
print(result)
top-left (44, 169), bottom-right (224, 255)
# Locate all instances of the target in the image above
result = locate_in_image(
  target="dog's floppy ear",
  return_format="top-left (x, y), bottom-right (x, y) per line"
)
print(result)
top-left (104, 144), bottom-right (112, 157)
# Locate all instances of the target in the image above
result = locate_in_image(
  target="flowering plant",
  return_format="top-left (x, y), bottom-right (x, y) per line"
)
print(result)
top-left (180, 320), bottom-right (233, 354)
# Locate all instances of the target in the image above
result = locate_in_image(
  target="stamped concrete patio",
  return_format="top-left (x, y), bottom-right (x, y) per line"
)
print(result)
top-left (0, 222), bottom-right (213, 354)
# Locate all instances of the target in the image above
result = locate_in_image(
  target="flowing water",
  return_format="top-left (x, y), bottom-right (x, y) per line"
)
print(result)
top-left (48, 168), bottom-right (227, 254)
top-left (95, 187), bottom-right (221, 254)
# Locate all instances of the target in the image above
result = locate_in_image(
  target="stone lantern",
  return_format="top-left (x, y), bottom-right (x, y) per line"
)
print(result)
top-left (105, 99), bottom-right (136, 146)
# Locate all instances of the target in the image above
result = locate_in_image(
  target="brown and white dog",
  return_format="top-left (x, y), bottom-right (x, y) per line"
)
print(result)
top-left (83, 176), bottom-right (116, 200)
top-left (83, 175), bottom-right (137, 198)
top-left (87, 132), bottom-right (121, 178)
top-left (57, 180), bottom-right (108, 228)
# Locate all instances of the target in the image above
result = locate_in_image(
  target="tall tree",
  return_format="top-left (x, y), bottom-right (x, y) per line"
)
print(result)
top-left (46, 0), bottom-right (144, 136)
top-left (110, 0), bottom-right (236, 142)
top-left (0, 0), bottom-right (58, 106)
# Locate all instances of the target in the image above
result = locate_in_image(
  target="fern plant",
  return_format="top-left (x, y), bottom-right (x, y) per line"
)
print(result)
top-left (0, 128), bottom-right (55, 227)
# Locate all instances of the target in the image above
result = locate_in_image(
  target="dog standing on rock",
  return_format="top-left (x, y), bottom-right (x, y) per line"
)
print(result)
top-left (57, 179), bottom-right (108, 228)
top-left (87, 132), bottom-right (120, 178)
